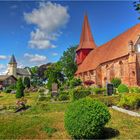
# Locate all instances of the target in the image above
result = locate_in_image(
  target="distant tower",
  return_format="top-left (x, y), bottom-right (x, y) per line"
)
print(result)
top-left (7, 55), bottom-right (17, 77)
top-left (76, 14), bottom-right (96, 65)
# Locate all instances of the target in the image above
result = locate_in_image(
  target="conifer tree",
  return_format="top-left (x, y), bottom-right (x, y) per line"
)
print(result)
top-left (16, 78), bottom-right (25, 98)
top-left (24, 77), bottom-right (30, 88)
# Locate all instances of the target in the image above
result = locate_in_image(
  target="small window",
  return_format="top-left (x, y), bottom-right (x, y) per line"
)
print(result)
top-left (137, 44), bottom-right (140, 52)
top-left (132, 71), bottom-right (135, 76)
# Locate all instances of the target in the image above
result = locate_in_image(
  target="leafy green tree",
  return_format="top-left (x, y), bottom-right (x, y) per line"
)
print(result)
top-left (134, 1), bottom-right (140, 19)
top-left (30, 66), bottom-right (39, 77)
top-left (45, 62), bottom-right (64, 91)
top-left (59, 46), bottom-right (77, 80)
top-left (24, 77), bottom-right (30, 88)
top-left (16, 78), bottom-right (25, 98)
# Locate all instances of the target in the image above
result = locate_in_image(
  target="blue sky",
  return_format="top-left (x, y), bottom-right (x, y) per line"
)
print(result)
top-left (0, 1), bottom-right (139, 74)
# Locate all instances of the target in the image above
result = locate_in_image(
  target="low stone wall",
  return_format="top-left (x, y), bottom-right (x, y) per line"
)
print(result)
top-left (112, 106), bottom-right (140, 117)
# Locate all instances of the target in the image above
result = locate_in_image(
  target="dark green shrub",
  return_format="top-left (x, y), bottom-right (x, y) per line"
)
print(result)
top-left (129, 87), bottom-right (140, 93)
top-left (70, 87), bottom-right (91, 101)
top-left (92, 87), bottom-right (106, 94)
top-left (24, 77), bottom-right (30, 88)
top-left (16, 78), bottom-right (25, 98)
top-left (4, 88), bottom-right (12, 93)
top-left (118, 93), bottom-right (140, 109)
top-left (4, 84), bottom-right (16, 93)
top-left (118, 84), bottom-right (129, 93)
top-left (58, 91), bottom-right (69, 101)
top-left (69, 78), bottom-right (82, 88)
top-left (89, 94), bottom-right (120, 106)
top-left (111, 77), bottom-right (121, 88)
top-left (64, 98), bottom-right (111, 139)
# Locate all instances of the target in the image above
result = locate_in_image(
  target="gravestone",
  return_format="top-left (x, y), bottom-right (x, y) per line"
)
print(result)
top-left (52, 83), bottom-right (58, 97)
top-left (107, 83), bottom-right (114, 96)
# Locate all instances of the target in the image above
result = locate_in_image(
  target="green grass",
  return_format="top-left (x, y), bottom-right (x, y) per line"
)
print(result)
top-left (0, 93), bottom-right (140, 139)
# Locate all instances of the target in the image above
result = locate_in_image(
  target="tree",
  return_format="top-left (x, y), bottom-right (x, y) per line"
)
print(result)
top-left (59, 46), bottom-right (77, 80)
top-left (45, 62), bottom-right (64, 91)
top-left (134, 1), bottom-right (140, 19)
top-left (16, 78), bottom-right (25, 98)
top-left (24, 77), bottom-right (30, 88)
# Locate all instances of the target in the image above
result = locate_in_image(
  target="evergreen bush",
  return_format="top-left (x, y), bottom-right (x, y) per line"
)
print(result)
top-left (70, 87), bottom-right (91, 101)
top-left (118, 93), bottom-right (140, 109)
top-left (16, 78), bottom-right (25, 98)
top-left (129, 87), bottom-right (140, 93)
top-left (69, 78), bottom-right (82, 88)
top-left (111, 77), bottom-right (121, 88)
top-left (92, 87), bottom-right (106, 94)
top-left (118, 84), bottom-right (129, 93)
top-left (58, 91), bottom-right (69, 101)
top-left (89, 94), bottom-right (120, 106)
top-left (64, 98), bottom-right (111, 139)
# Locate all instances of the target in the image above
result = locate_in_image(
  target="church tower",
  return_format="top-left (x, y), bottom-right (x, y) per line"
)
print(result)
top-left (76, 14), bottom-right (96, 65)
top-left (7, 55), bottom-right (17, 77)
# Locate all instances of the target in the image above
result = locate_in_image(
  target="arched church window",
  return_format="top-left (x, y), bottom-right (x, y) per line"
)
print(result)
top-left (106, 64), bottom-right (109, 68)
top-left (110, 64), bottom-right (115, 80)
top-left (132, 71), bottom-right (135, 76)
top-left (119, 61), bottom-right (124, 77)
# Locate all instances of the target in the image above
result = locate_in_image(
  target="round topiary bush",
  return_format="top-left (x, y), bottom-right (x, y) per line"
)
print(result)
top-left (64, 98), bottom-right (111, 139)
top-left (118, 84), bottom-right (129, 93)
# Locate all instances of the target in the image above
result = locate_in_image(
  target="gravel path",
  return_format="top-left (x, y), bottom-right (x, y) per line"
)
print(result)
top-left (112, 106), bottom-right (140, 117)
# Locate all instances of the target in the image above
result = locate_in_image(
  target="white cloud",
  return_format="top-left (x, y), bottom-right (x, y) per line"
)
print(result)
top-left (52, 52), bottom-right (58, 56)
top-left (24, 53), bottom-right (47, 65)
top-left (0, 64), bottom-right (7, 75)
top-left (0, 55), bottom-right (7, 60)
top-left (24, 2), bottom-right (69, 49)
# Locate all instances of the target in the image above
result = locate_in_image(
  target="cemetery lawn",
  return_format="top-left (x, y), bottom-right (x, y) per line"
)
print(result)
top-left (0, 93), bottom-right (140, 139)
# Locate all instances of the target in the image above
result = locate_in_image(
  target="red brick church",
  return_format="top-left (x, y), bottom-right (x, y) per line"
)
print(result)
top-left (75, 14), bottom-right (140, 87)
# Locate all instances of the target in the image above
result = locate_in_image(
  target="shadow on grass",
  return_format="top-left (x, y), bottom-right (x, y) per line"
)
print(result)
top-left (100, 127), bottom-right (120, 139)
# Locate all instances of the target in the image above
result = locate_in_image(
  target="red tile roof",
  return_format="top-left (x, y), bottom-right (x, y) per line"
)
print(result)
top-left (76, 23), bottom-right (140, 74)
top-left (76, 14), bottom-right (96, 51)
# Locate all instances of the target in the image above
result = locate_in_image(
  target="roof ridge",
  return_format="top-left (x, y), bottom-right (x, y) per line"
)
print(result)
top-left (98, 23), bottom-right (140, 48)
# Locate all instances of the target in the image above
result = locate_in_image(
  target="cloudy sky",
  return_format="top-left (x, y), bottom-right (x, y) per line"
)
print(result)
top-left (0, 1), bottom-right (139, 74)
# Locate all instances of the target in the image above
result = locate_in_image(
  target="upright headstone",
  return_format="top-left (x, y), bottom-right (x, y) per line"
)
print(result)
top-left (107, 83), bottom-right (114, 96)
top-left (52, 83), bottom-right (58, 97)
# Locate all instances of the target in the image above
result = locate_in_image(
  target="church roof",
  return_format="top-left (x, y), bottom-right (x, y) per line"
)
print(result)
top-left (9, 55), bottom-right (17, 64)
top-left (76, 23), bottom-right (140, 74)
top-left (0, 75), bottom-right (17, 81)
top-left (16, 68), bottom-right (31, 76)
top-left (76, 14), bottom-right (96, 51)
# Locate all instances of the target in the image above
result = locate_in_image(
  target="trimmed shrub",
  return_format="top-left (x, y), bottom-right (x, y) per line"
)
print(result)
top-left (118, 93), bottom-right (140, 109)
top-left (111, 77), bottom-right (121, 88)
top-left (58, 91), bottom-right (69, 101)
top-left (92, 87), bottom-right (106, 94)
top-left (70, 87), bottom-right (91, 101)
top-left (69, 78), bottom-right (82, 88)
top-left (64, 98), bottom-right (111, 139)
top-left (129, 87), bottom-right (140, 93)
top-left (118, 84), bottom-right (129, 93)
top-left (16, 78), bottom-right (25, 98)
top-left (89, 94), bottom-right (120, 106)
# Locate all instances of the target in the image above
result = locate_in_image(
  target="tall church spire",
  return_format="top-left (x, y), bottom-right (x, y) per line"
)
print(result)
top-left (76, 14), bottom-right (96, 51)
top-left (9, 54), bottom-right (17, 64)
top-left (7, 54), bottom-right (17, 77)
